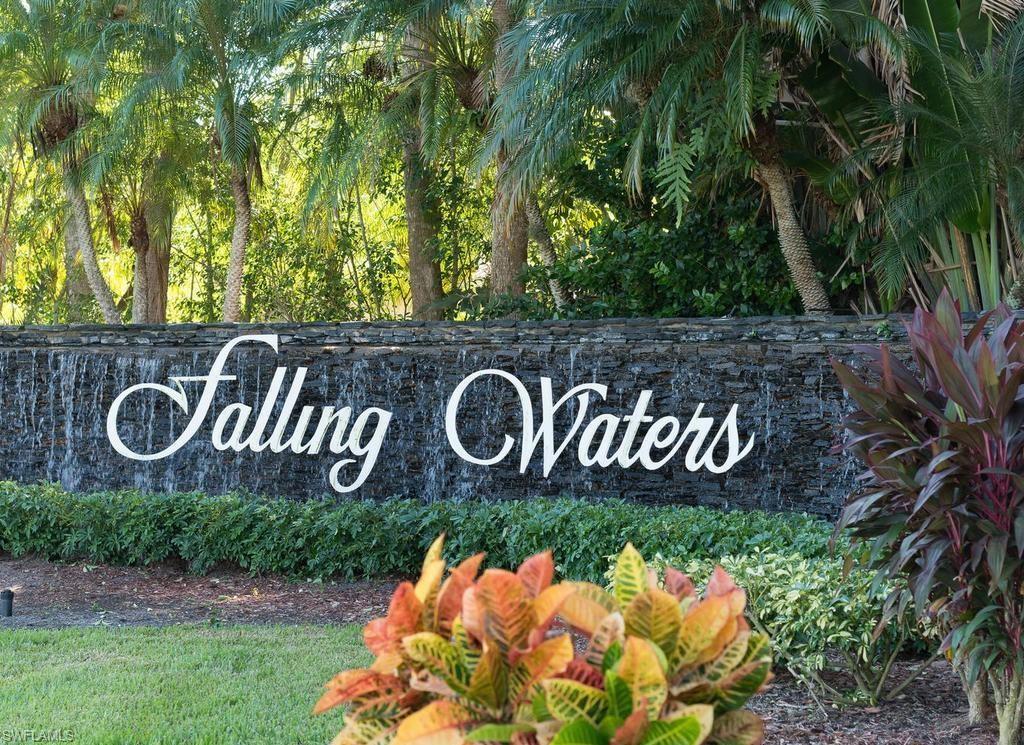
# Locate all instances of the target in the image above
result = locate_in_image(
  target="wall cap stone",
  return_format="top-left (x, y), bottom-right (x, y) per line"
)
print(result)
top-left (1, 312), bottom-right (1012, 349)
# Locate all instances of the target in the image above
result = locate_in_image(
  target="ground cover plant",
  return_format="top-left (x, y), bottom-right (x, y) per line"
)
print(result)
top-left (0, 624), bottom-right (371, 744)
top-left (834, 291), bottom-right (1024, 744)
top-left (316, 536), bottom-right (772, 745)
top-left (0, 483), bottom-right (832, 581)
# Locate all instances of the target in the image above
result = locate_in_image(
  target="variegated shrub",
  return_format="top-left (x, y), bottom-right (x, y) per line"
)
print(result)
top-left (315, 538), bottom-right (771, 745)
top-left (314, 534), bottom-right (577, 744)
top-left (552, 544), bottom-right (773, 744)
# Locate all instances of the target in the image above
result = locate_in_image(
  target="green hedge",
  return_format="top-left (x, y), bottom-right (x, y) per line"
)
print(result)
top-left (0, 482), bottom-right (834, 581)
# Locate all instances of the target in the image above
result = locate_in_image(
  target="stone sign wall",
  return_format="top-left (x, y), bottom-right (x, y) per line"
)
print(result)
top-left (0, 316), bottom-right (904, 516)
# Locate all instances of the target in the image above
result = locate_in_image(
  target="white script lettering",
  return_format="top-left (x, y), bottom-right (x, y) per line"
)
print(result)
top-left (106, 335), bottom-right (391, 493)
top-left (444, 369), bottom-right (755, 476)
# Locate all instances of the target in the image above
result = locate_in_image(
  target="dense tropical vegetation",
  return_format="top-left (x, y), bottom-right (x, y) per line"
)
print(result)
top-left (0, 0), bottom-right (1021, 323)
top-left (835, 292), bottom-right (1024, 744)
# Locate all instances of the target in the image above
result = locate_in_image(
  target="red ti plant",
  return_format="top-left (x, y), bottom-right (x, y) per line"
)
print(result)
top-left (832, 290), bottom-right (1024, 744)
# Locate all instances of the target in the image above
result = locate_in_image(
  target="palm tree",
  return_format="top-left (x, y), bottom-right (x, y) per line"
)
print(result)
top-left (287, 2), bottom-right (462, 319)
top-left (113, 0), bottom-right (305, 322)
top-left (485, 0), bottom-right (901, 313)
top-left (870, 5), bottom-right (1024, 312)
top-left (295, 0), bottom-right (567, 315)
top-left (87, 7), bottom-right (204, 324)
top-left (0, 0), bottom-right (120, 323)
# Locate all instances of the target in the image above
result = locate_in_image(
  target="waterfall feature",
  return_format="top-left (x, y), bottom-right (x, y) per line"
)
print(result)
top-left (0, 319), bottom-right (868, 515)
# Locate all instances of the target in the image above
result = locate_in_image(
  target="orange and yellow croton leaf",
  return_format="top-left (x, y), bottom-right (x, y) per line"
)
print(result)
top-left (558, 582), bottom-right (618, 635)
top-left (585, 611), bottom-right (625, 666)
top-left (560, 658), bottom-right (605, 688)
top-left (402, 632), bottom-right (471, 690)
top-left (528, 582), bottom-right (576, 648)
top-left (330, 718), bottom-right (396, 745)
top-left (663, 703), bottom-right (714, 741)
top-left (510, 634), bottom-right (574, 703)
top-left (613, 543), bottom-right (649, 608)
top-left (467, 641), bottom-right (510, 711)
top-left (672, 595), bottom-right (733, 669)
top-left (387, 583), bottom-right (425, 633)
top-left (707, 709), bottom-right (765, 745)
top-left (392, 700), bottom-right (477, 745)
top-left (624, 588), bottom-right (684, 659)
top-left (610, 709), bottom-right (649, 745)
top-left (463, 569), bottom-right (536, 652)
top-left (517, 550), bottom-right (555, 597)
top-left (434, 552), bottom-right (485, 632)
top-left (663, 567), bottom-right (696, 601)
top-left (313, 669), bottom-right (405, 714)
top-left (542, 679), bottom-right (609, 725)
top-left (616, 637), bottom-right (668, 719)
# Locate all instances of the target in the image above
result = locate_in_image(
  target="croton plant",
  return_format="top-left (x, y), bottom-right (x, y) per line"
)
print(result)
top-left (315, 537), bottom-right (772, 745)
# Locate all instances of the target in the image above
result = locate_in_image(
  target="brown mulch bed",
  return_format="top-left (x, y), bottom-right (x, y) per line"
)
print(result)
top-left (0, 554), bottom-right (396, 627)
top-left (753, 663), bottom-right (995, 744)
top-left (0, 555), bottom-right (999, 744)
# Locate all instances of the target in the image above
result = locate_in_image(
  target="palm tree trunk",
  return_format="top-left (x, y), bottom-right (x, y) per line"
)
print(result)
top-left (526, 195), bottom-right (566, 309)
top-left (63, 218), bottom-right (90, 318)
top-left (129, 208), bottom-right (150, 324)
top-left (145, 195), bottom-right (173, 323)
top-left (63, 165), bottom-right (120, 324)
top-left (489, 0), bottom-right (529, 302)
top-left (756, 159), bottom-right (832, 314)
top-left (399, 25), bottom-right (444, 321)
top-left (0, 163), bottom-right (17, 281)
top-left (223, 166), bottom-right (250, 323)
top-left (402, 133), bottom-right (444, 320)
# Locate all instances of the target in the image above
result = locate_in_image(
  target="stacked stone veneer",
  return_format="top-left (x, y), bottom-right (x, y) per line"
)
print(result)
top-left (0, 316), bottom-right (920, 517)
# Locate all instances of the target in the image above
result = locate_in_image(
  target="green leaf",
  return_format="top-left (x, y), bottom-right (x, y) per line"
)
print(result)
top-left (640, 717), bottom-right (701, 745)
top-left (986, 535), bottom-right (1008, 590)
top-left (603, 671), bottom-right (633, 719)
top-left (613, 544), bottom-right (649, 608)
top-left (654, 141), bottom-right (696, 228)
top-left (550, 720), bottom-right (608, 745)
top-left (466, 724), bottom-right (535, 743)
top-left (543, 680), bottom-right (609, 725)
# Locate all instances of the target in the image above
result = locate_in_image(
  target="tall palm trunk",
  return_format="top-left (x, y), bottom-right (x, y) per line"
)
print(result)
top-left (223, 166), bottom-right (250, 323)
top-left (0, 164), bottom-right (17, 281)
top-left (400, 26), bottom-right (444, 320)
top-left (129, 207), bottom-right (150, 324)
top-left (489, 0), bottom-right (529, 301)
top-left (402, 133), bottom-right (444, 319)
top-left (63, 164), bottom-right (120, 324)
top-left (756, 159), bottom-right (832, 314)
top-left (63, 218), bottom-right (90, 318)
top-left (526, 195), bottom-right (566, 309)
top-left (145, 195), bottom-right (173, 323)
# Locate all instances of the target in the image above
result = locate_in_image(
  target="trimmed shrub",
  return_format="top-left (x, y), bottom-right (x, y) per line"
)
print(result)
top-left (0, 482), bottom-right (832, 581)
top-left (636, 551), bottom-right (938, 705)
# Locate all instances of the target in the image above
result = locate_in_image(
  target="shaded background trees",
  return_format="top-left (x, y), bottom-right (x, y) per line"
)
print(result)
top-left (0, 0), bottom-right (1021, 324)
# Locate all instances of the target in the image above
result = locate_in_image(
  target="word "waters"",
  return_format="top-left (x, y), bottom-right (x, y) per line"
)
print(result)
top-left (107, 335), bottom-right (756, 493)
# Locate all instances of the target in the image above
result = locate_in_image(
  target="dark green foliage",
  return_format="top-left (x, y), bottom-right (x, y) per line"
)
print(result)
top-left (0, 483), bottom-right (832, 581)
top-left (537, 196), bottom-right (801, 318)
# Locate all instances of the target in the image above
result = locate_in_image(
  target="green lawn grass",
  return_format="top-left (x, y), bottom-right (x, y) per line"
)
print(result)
top-left (0, 624), bottom-right (370, 744)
